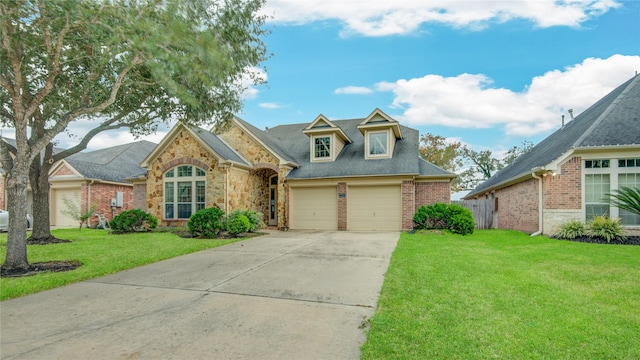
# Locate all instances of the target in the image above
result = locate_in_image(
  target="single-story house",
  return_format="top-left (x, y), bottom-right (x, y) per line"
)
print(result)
top-left (138, 108), bottom-right (456, 231)
top-left (47, 141), bottom-right (156, 227)
top-left (464, 74), bottom-right (640, 236)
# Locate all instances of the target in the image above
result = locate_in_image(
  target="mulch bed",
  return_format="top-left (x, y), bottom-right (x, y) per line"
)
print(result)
top-left (1, 260), bottom-right (81, 278)
top-left (27, 237), bottom-right (72, 245)
top-left (555, 236), bottom-right (640, 246)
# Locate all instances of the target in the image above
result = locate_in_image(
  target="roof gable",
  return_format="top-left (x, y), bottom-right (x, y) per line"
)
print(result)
top-left (466, 74), bottom-right (640, 198)
top-left (303, 114), bottom-right (352, 144)
top-left (357, 108), bottom-right (403, 139)
top-left (140, 123), bottom-right (250, 169)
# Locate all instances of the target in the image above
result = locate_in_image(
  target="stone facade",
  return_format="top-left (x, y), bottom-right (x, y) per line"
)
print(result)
top-left (146, 128), bottom-right (224, 226)
top-left (219, 125), bottom-right (287, 228)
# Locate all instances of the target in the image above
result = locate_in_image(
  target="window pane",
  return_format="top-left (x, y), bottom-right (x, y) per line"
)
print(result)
top-left (314, 137), bottom-right (330, 158)
top-left (585, 174), bottom-right (610, 221)
top-left (585, 160), bottom-right (592, 168)
top-left (165, 204), bottom-right (174, 219)
top-left (165, 169), bottom-right (174, 178)
top-left (178, 204), bottom-right (192, 219)
top-left (196, 181), bottom-right (205, 203)
top-left (178, 165), bottom-right (192, 177)
top-left (165, 182), bottom-right (174, 203)
top-left (369, 133), bottom-right (388, 155)
top-left (196, 168), bottom-right (206, 176)
top-left (586, 204), bottom-right (610, 220)
top-left (178, 182), bottom-right (192, 202)
top-left (618, 173), bottom-right (640, 225)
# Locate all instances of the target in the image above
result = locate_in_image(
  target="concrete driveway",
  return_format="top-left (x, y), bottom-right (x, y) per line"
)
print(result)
top-left (1, 230), bottom-right (398, 360)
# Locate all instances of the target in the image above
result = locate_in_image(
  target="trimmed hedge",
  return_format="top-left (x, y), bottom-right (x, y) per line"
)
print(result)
top-left (413, 203), bottom-right (475, 235)
top-left (110, 209), bottom-right (158, 233)
top-left (188, 207), bottom-right (225, 238)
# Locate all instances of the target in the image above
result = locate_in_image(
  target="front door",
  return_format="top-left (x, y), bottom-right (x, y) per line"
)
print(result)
top-left (269, 175), bottom-right (278, 226)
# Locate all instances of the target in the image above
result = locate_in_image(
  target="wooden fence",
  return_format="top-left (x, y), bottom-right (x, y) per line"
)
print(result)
top-left (453, 199), bottom-right (495, 229)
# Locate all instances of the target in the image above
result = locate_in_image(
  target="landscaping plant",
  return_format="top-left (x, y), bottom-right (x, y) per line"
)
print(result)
top-left (607, 186), bottom-right (640, 216)
top-left (110, 209), bottom-right (158, 233)
top-left (227, 215), bottom-right (251, 237)
top-left (587, 215), bottom-right (626, 243)
top-left (413, 203), bottom-right (475, 235)
top-left (554, 220), bottom-right (587, 239)
top-left (225, 209), bottom-right (265, 233)
top-left (188, 207), bottom-right (225, 238)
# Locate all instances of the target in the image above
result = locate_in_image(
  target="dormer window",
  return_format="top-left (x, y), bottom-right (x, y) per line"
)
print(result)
top-left (358, 109), bottom-right (402, 160)
top-left (304, 115), bottom-right (352, 163)
top-left (314, 136), bottom-right (331, 159)
top-left (368, 131), bottom-right (388, 156)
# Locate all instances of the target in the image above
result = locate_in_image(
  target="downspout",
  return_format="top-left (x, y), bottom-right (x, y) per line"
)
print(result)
top-left (531, 171), bottom-right (543, 236)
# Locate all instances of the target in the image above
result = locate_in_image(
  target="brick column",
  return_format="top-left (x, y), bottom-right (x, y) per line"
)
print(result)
top-left (402, 180), bottom-right (415, 230)
top-left (337, 182), bottom-right (347, 231)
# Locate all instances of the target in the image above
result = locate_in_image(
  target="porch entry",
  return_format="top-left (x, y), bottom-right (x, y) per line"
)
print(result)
top-left (269, 175), bottom-right (278, 226)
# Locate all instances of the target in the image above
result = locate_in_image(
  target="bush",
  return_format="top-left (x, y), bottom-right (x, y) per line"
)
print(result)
top-left (225, 209), bottom-right (265, 233)
top-left (227, 214), bottom-right (250, 237)
top-left (587, 215), bottom-right (626, 243)
top-left (110, 209), bottom-right (158, 233)
top-left (188, 207), bottom-right (225, 238)
top-left (413, 203), bottom-right (474, 235)
top-left (555, 220), bottom-right (587, 239)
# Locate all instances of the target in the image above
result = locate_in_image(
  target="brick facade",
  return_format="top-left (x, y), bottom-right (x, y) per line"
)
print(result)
top-left (493, 178), bottom-right (539, 233)
top-left (401, 181), bottom-right (415, 230)
top-left (415, 181), bottom-right (451, 210)
top-left (544, 157), bottom-right (582, 210)
top-left (82, 182), bottom-right (135, 227)
top-left (337, 182), bottom-right (347, 230)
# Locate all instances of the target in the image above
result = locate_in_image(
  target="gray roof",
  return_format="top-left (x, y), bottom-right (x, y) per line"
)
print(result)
top-left (233, 117), bottom-right (296, 164)
top-left (191, 127), bottom-right (250, 166)
top-left (466, 74), bottom-right (640, 198)
top-left (261, 118), bottom-right (454, 179)
top-left (66, 140), bottom-right (156, 183)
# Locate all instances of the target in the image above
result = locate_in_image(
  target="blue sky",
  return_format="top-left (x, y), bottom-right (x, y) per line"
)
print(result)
top-left (7, 0), bottom-right (640, 157)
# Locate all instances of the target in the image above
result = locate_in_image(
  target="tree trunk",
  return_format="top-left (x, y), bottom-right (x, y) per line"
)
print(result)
top-left (2, 164), bottom-right (30, 271)
top-left (29, 154), bottom-right (55, 242)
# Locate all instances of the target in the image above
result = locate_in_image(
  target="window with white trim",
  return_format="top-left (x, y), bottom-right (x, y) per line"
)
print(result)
top-left (584, 157), bottom-right (640, 225)
top-left (313, 136), bottom-right (331, 160)
top-left (369, 131), bottom-right (388, 156)
top-left (164, 165), bottom-right (206, 219)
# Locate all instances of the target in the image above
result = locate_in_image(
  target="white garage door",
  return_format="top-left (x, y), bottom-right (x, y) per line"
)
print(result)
top-left (290, 187), bottom-right (337, 230)
top-left (52, 188), bottom-right (80, 227)
top-left (348, 185), bottom-right (401, 231)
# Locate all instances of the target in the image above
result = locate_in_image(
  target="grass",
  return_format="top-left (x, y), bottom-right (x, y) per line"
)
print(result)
top-left (1, 228), bottom-right (243, 301)
top-left (361, 229), bottom-right (640, 360)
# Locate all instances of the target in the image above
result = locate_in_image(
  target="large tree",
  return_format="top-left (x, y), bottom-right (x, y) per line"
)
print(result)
top-left (0, 0), bottom-right (268, 272)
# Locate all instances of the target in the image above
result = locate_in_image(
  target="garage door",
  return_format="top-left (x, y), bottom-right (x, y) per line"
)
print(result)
top-left (290, 187), bottom-right (337, 230)
top-left (52, 188), bottom-right (80, 227)
top-left (348, 185), bottom-right (401, 231)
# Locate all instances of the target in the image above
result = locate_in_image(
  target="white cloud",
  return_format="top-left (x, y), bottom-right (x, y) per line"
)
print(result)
top-left (376, 54), bottom-right (640, 136)
top-left (240, 66), bottom-right (267, 99)
top-left (259, 102), bottom-right (287, 109)
top-left (334, 86), bottom-right (374, 95)
top-left (262, 0), bottom-right (621, 36)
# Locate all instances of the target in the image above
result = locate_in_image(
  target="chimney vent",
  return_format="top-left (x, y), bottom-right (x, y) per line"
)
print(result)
top-left (568, 109), bottom-right (574, 121)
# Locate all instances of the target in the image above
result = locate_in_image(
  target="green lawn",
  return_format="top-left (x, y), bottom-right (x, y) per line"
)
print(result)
top-left (361, 229), bottom-right (640, 360)
top-left (0, 228), bottom-right (242, 301)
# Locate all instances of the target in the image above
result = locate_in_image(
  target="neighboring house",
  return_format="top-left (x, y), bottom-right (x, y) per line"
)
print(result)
top-left (47, 141), bottom-right (156, 227)
top-left (139, 108), bottom-right (455, 231)
top-left (464, 74), bottom-right (640, 236)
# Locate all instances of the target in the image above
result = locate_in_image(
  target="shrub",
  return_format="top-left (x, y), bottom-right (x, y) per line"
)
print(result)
top-left (587, 215), bottom-right (626, 243)
top-left (413, 203), bottom-right (474, 235)
top-left (227, 214), bottom-right (250, 237)
top-left (110, 209), bottom-right (158, 233)
top-left (555, 220), bottom-right (587, 239)
top-left (188, 207), bottom-right (225, 238)
top-left (225, 209), bottom-right (265, 232)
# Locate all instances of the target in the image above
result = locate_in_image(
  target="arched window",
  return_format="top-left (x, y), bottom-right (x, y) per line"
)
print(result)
top-left (164, 165), bottom-right (206, 219)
